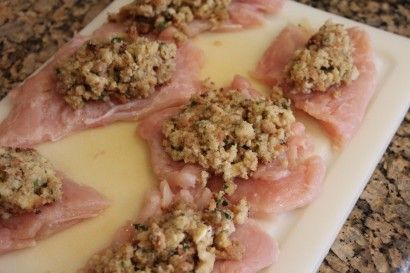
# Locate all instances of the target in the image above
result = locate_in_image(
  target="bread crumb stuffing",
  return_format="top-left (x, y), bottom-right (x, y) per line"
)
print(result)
top-left (56, 36), bottom-right (176, 109)
top-left (286, 20), bottom-right (359, 94)
top-left (0, 147), bottom-right (62, 219)
top-left (162, 87), bottom-right (295, 182)
top-left (87, 194), bottom-right (248, 273)
top-left (109, 0), bottom-right (231, 39)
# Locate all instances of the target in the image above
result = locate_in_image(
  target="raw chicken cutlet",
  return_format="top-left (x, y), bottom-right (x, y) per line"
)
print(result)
top-left (110, 0), bottom-right (283, 40)
top-left (212, 221), bottom-right (278, 273)
top-left (139, 76), bottom-right (326, 216)
top-left (0, 178), bottom-right (109, 254)
top-left (82, 181), bottom-right (278, 273)
top-left (143, 182), bottom-right (279, 273)
top-left (0, 148), bottom-right (108, 254)
top-left (252, 22), bottom-right (377, 147)
top-left (0, 25), bottom-right (204, 148)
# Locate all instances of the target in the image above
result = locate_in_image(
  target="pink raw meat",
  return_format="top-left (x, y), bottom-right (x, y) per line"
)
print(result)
top-left (126, 189), bottom-right (278, 273)
top-left (208, 123), bottom-right (326, 216)
top-left (137, 181), bottom-right (214, 222)
top-left (212, 221), bottom-right (279, 273)
top-left (253, 25), bottom-right (377, 146)
top-left (228, 3), bottom-right (267, 27)
top-left (0, 175), bottom-right (109, 254)
top-left (87, 223), bottom-right (278, 273)
top-left (227, 0), bottom-right (284, 28)
top-left (138, 107), bottom-right (202, 189)
top-left (210, 155), bottom-right (326, 217)
top-left (139, 76), bottom-right (326, 216)
top-left (234, 0), bottom-right (284, 13)
top-left (138, 75), bottom-right (260, 189)
top-left (0, 34), bottom-right (204, 147)
top-left (82, 181), bottom-right (278, 273)
top-left (228, 0), bottom-right (283, 27)
top-left (252, 25), bottom-right (311, 86)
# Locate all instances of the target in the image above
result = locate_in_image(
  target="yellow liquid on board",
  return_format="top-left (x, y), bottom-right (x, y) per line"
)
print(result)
top-left (0, 17), bottom-right (330, 273)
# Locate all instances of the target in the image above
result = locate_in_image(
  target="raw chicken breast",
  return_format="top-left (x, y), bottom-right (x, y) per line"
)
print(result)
top-left (253, 25), bottom-right (377, 146)
top-left (139, 76), bottom-right (326, 216)
top-left (210, 156), bottom-right (326, 217)
top-left (234, 0), bottom-right (284, 13)
top-left (252, 25), bottom-right (311, 86)
top-left (228, 0), bottom-right (283, 27)
top-left (0, 36), bottom-right (204, 147)
top-left (86, 183), bottom-right (278, 273)
top-left (288, 28), bottom-right (377, 146)
top-left (0, 175), bottom-right (109, 254)
top-left (84, 223), bottom-right (278, 273)
top-left (212, 221), bottom-right (279, 273)
top-left (137, 181), bottom-right (214, 222)
top-left (208, 123), bottom-right (326, 216)
top-left (138, 107), bottom-right (202, 189)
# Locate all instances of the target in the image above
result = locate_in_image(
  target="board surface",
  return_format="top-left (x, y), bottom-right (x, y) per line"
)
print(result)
top-left (0, 1), bottom-right (409, 273)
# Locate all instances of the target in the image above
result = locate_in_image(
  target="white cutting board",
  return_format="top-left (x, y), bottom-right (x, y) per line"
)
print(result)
top-left (0, 1), bottom-right (409, 273)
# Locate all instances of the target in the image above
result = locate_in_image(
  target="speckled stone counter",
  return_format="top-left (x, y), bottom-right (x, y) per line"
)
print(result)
top-left (0, 0), bottom-right (113, 98)
top-left (0, 1), bottom-right (408, 272)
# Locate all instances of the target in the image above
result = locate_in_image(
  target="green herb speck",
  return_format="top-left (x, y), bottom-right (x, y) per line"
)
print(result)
top-left (33, 179), bottom-right (40, 192)
top-left (111, 37), bottom-right (124, 43)
top-left (223, 212), bottom-right (232, 220)
top-left (133, 223), bottom-right (148, 231)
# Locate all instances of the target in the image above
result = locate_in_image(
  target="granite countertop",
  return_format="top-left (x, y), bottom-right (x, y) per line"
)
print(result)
top-left (0, 0), bottom-right (408, 272)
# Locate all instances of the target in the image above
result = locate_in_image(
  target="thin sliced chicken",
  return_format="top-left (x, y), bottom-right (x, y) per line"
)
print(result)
top-left (138, 107), bottom-right (202, 189)
top-left (0, 174), bottom-right (109, 254)
top-left (139, 76), bottom-right (326, 216)
top-left (252, 25), bottom-right (311, 86)
top-left (253, 25), bottom-right (377, 146)
top-left (0, 36), bottom-right (204, 147)
top-left (228, 0), bottom-right (283, 27)
top-left (103, 183), bottom-right (278, 273)
top-left (137, 181), bottom-right (214, 222)
top-left (212, 220), bottom-right (279, 273)
top-left (235, 0), bottom-right (284, 13)
top-left (209, 156), bottom-right (326, 217)
top-left (138, 75), bottom-right (260, 189)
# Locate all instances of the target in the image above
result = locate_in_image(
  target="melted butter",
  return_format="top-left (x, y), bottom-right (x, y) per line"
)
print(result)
top-left (194, 19), bottom-right (287, 93)
top-left (0, 16), bottom-right (332, 273)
